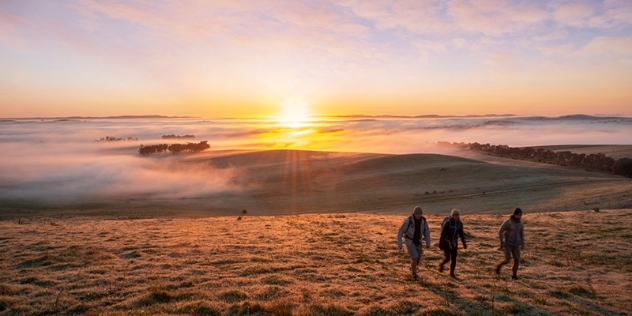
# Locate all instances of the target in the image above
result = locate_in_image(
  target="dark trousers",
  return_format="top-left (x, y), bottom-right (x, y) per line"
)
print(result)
top-left (442, 247), bottom-right (458, 274)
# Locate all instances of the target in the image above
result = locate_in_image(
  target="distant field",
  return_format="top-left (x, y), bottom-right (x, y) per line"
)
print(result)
top-left (0, 210), bottom-right (630, 315)
top-left (3, 149), bottom-right (632, 218)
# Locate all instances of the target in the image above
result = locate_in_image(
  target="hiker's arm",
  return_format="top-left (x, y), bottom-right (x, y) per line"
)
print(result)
top-left (520, 225), bottom-right (525, 249)
top-left (439, 221), bottom-right (447, 247)
top-left (459, 225), bottom-right (467, 249)
top-left (498, 221), bottom-right (508, 247)
top-left (397, 219), bottom-right (407, 249)
top-left (424, 221), bottom-right (431, 248)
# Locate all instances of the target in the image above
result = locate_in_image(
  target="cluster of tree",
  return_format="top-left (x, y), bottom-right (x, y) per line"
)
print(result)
top-left (96, 136), bottom-right (138, 142)
top-left (162, 134), bottom-right (195, 139)
top-left (138, 141), bottom-right (210, 155)
top-left (439, 141), bottom-right (632, 178)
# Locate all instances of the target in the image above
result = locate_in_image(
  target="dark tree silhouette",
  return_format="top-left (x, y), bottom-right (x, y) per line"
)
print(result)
top-left (139, 141), bottom-right (210, 155)
top-left (448, 141), bottom-right (632, 178)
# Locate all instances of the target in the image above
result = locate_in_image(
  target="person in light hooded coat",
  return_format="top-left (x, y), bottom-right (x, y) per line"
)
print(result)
top-left (397, 206), bottom-right (431, 280)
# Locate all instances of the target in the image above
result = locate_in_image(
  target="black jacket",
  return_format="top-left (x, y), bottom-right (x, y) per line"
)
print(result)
top-left (439, 218), bottom-right (467, 250)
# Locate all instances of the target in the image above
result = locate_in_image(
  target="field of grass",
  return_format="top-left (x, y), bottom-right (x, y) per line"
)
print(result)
top-left (5, 150), bottom-right (632, 219)
top-left (1, 209), bottom-right (630, 315)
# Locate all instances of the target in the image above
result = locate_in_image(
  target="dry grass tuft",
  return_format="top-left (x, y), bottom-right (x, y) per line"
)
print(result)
top-left (0, 210), bottom-right (630, 315)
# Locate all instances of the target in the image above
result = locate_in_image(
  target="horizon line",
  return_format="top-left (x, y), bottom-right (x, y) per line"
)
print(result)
top-left (3, 113), bottom-right (632, 121)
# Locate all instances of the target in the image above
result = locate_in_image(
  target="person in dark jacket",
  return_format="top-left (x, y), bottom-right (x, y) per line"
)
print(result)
top-left (439, 209), bottom-right (467, 278)
top-left (397, 206), bottom-right (431, 280)
top-left (495, 207), bottom-right (525, 280)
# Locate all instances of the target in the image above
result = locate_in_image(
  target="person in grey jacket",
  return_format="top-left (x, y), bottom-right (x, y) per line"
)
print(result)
top-left (495, 207), bottom-right (525, 280)
top-left (397, 206), bottom-right (431, 279)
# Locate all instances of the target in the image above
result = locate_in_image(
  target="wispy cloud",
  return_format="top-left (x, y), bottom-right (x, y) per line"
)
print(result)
top-left (1, 0), bottom-right (631, 117)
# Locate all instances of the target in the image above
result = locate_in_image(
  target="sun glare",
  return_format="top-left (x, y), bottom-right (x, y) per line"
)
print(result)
top-left (277, 98), bottom-right (311, 128)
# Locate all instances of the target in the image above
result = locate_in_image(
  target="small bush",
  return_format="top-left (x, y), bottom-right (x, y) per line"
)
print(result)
top-left (137, 289), bottom-right (172, 306)
top-left (17, 255), bottom-right (54, 268)
top-left (306, 303), bottom-right (354, 316)
top-left (568, 285), bottom-right (594, 298)
top-left (219, 290), bottom-right (248, 303)
top-left (549, 289), bottom-right (571, 299)
top-left (267, 301), bottom-right (294, 316)
top-left (261, 275), bottom-right (293, 286)
top-left (321, 288), bottom-right (346, 298)
top-left (241, 266), bottom-right (272, 276)
top-left (501, 302), bottom-right (531, 315)
top-left (255, 286), bottom-right (289, 301)
top-left (0, 284), bottom-right (15, 295)
top-left (422, 308), bottom-right (457, 316)
top-left (389, 300), bottom-right (422, 315)
top-left (179, 302), bottom-right (222, 316)
top-left (0, 298), bottom-right (10, 312)
top-left (226, 302), bottom-right (265, 316)
top-left (67, 304), bottom-right (89, 314)
top-left (362, 305), bottom-right (394, 316)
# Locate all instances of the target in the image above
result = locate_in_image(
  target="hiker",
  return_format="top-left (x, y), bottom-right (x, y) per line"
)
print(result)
top-left (495, 207), bottom-right (525, 280)
top-left (439, 209), bottom-right (467, 278)
top-left (397, 206), bottom-right (431, 279)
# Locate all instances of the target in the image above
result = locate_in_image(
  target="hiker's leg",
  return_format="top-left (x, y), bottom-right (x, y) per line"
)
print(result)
top-left (413, 244), bottom-right (422, 275)
top-left (450, 248), bottom-right (458, 274)
top-left (496, 246), bottom-right (512, 273)
top-left (511, 246), bottom-right (521, 276)
top-left (498, 245), bottom-right (511, 266)
top-left (442, 247), bottom-right (451, 265)
top-left (405, 241), bottom-right (419, 276)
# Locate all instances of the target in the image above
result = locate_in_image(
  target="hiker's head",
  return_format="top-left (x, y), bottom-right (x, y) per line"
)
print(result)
top-left (450, 209), bottom-right (461, 221)
top-left (413, 206), bottom-right (423, 219)
top-left (512, 207), bottom-right (523, 220)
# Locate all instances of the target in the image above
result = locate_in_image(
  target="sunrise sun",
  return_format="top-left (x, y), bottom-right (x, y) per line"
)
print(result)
top-left (277, 98), bottom-right (312, 128)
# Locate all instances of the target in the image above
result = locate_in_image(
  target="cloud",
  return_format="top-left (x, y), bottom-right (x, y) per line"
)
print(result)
top-left (552, 0), bottom-right (632, 29)
top-left (448, 0), bottom-right (550, 37)
top-left (2, 117), bottom-right (632, 206)
top-left (553, 1), bottom-right (598, 28)
top-left (0, 141), bottom-right (237, 204)
top-left (581, 36), bottom-right (632, 55)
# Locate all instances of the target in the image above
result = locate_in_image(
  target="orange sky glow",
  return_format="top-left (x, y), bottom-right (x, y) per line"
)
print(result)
top-left (1, 1), bottom-right (631, 118)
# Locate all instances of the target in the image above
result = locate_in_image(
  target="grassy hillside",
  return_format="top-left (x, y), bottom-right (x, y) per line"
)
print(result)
top-left (191, 150), bottom-right (632, 215)
top-left (0, 210), bottom-right (630, 315)
top-left (2, 149), bottom-right (632, 218)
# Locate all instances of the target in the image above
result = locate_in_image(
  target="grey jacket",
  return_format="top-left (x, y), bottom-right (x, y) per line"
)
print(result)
top-left (397, 215), bottom-right (431, 249)
top-left (498, 218), bottom-right (524, 247)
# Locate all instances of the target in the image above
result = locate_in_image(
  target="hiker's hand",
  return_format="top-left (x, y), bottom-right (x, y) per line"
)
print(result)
top-left (500, 242), bottom-right (505, 249)
top-left (520, 244), bottom-right (524, 250)
top-left (398, 245), bottom-right (402, 250)
top-left (463, 243), bottom-right (467, 250)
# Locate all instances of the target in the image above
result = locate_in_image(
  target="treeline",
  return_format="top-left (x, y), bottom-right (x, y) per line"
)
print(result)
top-left (162, 134), bottom-right (195, 139)
top-left (440, 142), bottom-right (632, 178)
top-left (138, 141), bottom-right (210, 155)
top-left (96, 136), bottom-right (139, 142)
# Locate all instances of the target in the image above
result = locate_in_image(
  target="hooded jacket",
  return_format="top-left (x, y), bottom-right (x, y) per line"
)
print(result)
top-left (439, 217), bottom-right (466, 250)
top-left (498, 217), bottom-right (524, 247)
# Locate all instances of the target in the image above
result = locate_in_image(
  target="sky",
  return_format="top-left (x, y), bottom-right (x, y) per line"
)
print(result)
top-left (1, 0), bottom-right (631, 118)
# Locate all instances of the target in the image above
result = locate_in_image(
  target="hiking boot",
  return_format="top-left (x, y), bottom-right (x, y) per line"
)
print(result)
top-left (412, 273), bottom-right (418, 280)
top-left (450, 273), bottom-right (457, 278)
top-left (495, 265), bottom-right (501, 275)
top-left (512, 274), bottom-right (518, 280)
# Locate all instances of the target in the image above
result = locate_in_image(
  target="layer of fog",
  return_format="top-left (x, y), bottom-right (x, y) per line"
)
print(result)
top-left (1, 115), bottom-right (631, 205)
